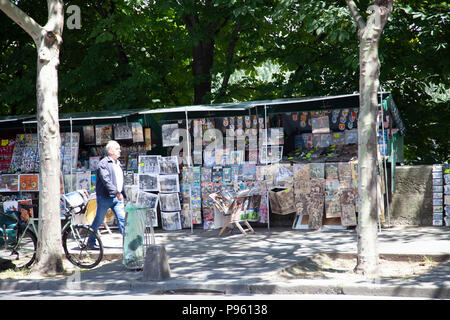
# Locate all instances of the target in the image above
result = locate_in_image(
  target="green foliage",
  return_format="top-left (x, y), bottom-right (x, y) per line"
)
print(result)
top-left (0, 0), bottom-right (448, 162)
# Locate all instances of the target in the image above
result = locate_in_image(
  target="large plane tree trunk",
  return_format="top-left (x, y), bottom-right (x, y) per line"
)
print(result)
top-left (346, 0), bottom-right (394, 277)
top-left (1, 0), bottom-right (64, 274)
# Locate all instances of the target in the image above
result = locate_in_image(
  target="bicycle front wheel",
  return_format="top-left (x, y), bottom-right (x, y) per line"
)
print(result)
top-left (0, 229), bottom-right (37, 270)
top-left (62, 225), bottom-right (103, 269)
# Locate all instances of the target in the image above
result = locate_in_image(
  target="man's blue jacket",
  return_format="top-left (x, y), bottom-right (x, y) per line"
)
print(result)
top-left (95, 156), bottom-right (126, 199)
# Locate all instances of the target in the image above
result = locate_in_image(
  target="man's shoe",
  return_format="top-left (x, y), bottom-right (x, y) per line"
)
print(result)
top-left (86, 244), bottom-right (100, 250)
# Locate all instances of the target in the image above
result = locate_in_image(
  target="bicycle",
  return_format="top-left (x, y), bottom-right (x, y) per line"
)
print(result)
top-left (0, 190), bottom-right (104, 270)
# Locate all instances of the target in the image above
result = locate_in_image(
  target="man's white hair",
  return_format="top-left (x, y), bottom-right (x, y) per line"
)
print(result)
top-left (105, 140), bottom-right (120, 155)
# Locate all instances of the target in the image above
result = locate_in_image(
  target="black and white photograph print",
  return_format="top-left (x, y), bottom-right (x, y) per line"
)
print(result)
top-left (136, 190), bottom-right (159, 210)
top-left (158, 156), bottom-right (179, 174)
top-left (138, 155), bottom-right (160, 175)
top-left (162, 123), bottom-right (180, 147)
top-left (159, 192), bottom-right (181, 211)
top-left (161, 211), bottom-right (182, 231)
top-left (113, 123), bottom-right (133, 140)
top-left (138, 174), bottom-right (159, 191)
top-left (131, 122), bottom-right (144, 143)
top-left (158, 174), bottom-right (180, 193)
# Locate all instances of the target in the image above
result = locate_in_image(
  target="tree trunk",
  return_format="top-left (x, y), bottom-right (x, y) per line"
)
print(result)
top-left (192, 40), bottom-right (214, 105)
top-left (0, 0), bottom-right (64, 274)
top-left (34, 24), bottom-right (64, 274)
top-left (346, 0), bottom-right (394, 277)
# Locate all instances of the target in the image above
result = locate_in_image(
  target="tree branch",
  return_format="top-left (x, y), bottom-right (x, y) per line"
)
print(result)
top-left (0, 0), bottom-right (42, 43)
top-left (346, 0), bottom-right (366, 30)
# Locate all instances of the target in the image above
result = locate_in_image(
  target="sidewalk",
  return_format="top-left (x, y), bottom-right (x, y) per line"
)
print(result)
top-left (1, 226), bottom-right (449, 298)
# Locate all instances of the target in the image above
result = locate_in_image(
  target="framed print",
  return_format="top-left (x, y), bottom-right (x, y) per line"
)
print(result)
top-left (138, 174), bottom-right (159, 191)
top-left (89, 156), bottom-right (100, 171)
top-left (158, 156), bottom-right (179, 174)
top-left (131, 122), bottom-right (144, 143)
top-left (83, 125), bottom-right (95, 145)
top-left (161, 211), bottom-right (182, 231)
top-left (0, 174), bottom-right (19, 191)
top-left (19, 174), bottom-right (39, 191)
top-left (114, 123), bottom-right (133, 140)
top-left (159, 192), bottom-right (181, 211)
top-left (95, 124), bottom-right (113, 145)
top-left (162, 123), bottom-right (179, 146)
top-left (158, 174), bottom-right (180, 193)
top-left (138, 155), bottom-right (160, 174)
top-left (136, 190), bottom-right (159, 211)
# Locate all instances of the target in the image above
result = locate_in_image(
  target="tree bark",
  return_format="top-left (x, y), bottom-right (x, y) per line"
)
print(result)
top-left (346, 0), bottom-right (394, 277)
top-left (0, 0), bottom-right (64, 274)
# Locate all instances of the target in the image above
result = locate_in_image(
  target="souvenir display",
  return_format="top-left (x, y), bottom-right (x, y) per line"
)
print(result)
top-left (0, 139), bottom-right (15, 172)
top-left (10, 134), bottom-right (39, 173)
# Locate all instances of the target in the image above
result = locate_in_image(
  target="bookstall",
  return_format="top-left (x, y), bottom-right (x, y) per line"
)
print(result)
top-left (0, 109), bottom-right (153, 228)
top-left (137, 93), bottom-right (405, 232)
top-left (0, 93), bottom-right (406, 233)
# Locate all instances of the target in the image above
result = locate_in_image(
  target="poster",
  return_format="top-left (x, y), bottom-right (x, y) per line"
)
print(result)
top-left (0, 174), bottom-right (19, 191)
top-left (325, 179), bottom-right (341, 218)
top-left (89, 156), bottom-right (100, 171)
top-left (83, 125), bottom-right (95, 144)
top-left (158, 156), bottom-right (179, 174)
top-left (19, 174), bottom-right (39, 191)
top-left (293, 163), bottom-right (310, 194)
top-left (162, 123), bottom-right (179, 146)
top-left (136, 190), bottom-right (159, 211)
top-left (138, 155), bottom-right (160, 175)
top-left (144, 128), bottom-right (152, 151)
top-left (0, 139), bottom-right (15, 171)
top-left (159, 174), bottom-right (180, 193)
top-left (161, 211), bottom-right (182, 231)
top-left (76, 171), bottom-right (91, 190)
top-left (95, 124), bottom-right (113, 145)
top-left (159, 193), bottom-right (181, 211)
top-left (18, 199), bottom-right (34, 223)
top-left (131, 122), bottom-right (144, 143)
top-left (311, 115), bottom-right (330, 134)
top-left (114, 123), bottom-right (133, 140)
top-left (138, 174), bottom-right (159, 191)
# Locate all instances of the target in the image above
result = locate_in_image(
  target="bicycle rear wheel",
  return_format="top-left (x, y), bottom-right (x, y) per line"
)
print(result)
top-left (62, 225), bottom-right (103, 269)
top-left (0, 229), bottom-right (37, 269)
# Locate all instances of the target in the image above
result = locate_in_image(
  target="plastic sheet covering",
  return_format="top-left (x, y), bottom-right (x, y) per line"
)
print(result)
top-left (123, 202), bottom-right (155, 270)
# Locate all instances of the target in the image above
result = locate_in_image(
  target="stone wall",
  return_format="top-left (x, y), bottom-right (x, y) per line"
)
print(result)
top-left (390, 165), bottom-right (433, 226)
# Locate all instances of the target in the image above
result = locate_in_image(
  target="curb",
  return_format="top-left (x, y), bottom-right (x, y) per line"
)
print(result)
top-left (1, 277), bottom-right (449, 299)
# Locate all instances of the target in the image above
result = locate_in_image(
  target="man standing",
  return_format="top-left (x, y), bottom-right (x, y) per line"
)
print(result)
top-left (88, 140), bottom-right (126, 248)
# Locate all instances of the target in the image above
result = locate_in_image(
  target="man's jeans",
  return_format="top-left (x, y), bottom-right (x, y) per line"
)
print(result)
top-left (88, 195), bottom-right (126, 246)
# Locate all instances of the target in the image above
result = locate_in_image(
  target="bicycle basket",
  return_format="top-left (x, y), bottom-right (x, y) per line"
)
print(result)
top-left (62, 190), bottom-right (88, 215)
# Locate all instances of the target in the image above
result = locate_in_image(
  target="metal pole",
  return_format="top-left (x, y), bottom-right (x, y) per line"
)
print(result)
top-left (185, 107), bottom-right (194, 234)
top-left (265, 105), bottom-right (270, 233)
top-left (70, 117), bottom-right (73, 193)
top-left (380, 92), bottom-right (391, 228)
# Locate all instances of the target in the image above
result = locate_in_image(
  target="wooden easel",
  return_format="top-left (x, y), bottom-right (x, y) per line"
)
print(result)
top-left (218, 215), bottom-right (255, 236)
